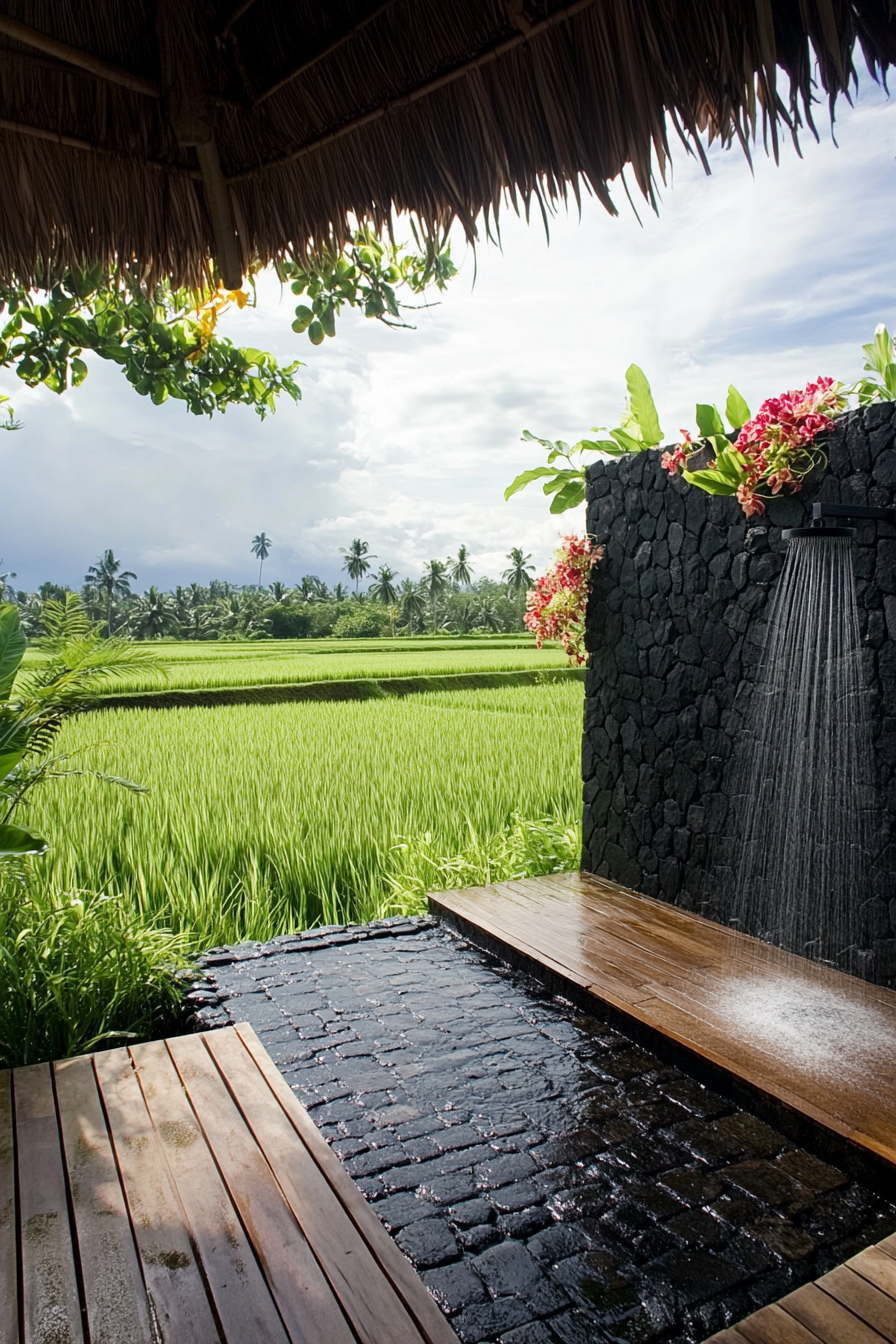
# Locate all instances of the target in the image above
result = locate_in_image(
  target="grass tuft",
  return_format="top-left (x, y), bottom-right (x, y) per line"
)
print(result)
top-left (0, 870), bottom-right (190, 1068)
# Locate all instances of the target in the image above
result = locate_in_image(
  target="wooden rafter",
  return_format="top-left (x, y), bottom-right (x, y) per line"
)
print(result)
top-left (0, 114), bottom-right (189, 172)
top-left (0, 12), bottom-right (160, 97)
top-left (233, 0), bottom-right (599, 180)
top-left (255, 0), bottom-right (401, 105)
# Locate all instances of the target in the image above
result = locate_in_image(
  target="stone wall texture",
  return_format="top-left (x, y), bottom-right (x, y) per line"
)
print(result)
top-left (582, 402), bottom-right (896, 986)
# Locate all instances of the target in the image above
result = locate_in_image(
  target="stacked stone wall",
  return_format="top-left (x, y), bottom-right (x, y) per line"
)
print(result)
top-left (582, 403), bottom-right (896, 985)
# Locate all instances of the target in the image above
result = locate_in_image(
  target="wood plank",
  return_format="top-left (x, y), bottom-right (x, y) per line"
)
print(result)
top-left (817, 1266), bottom-right (896, 1342)
top-left (54, 1054), bottom-right (155, 1344)
top-left (849, 1246), bottom-right (896, 1299)
top-left (235, 1022), bottom-right (460, 1344)
top-left (129, 1038), bottom-right (291, 1344)
top-left (731, 1303), bottom-right (827, 1342)
top-left (93, 1047), bottom-right (222, 1344)
top-left (779, 1282), bottom-right (889, 1343)
top-left (165, 1033), bottom-right (356, 1344)
top-left (0, 1071), bottom-right (17, 1344)
top-left (203, 1027), bottom-right (426, 1344)
top-left (14, 1062), bottom-right (84, 1344)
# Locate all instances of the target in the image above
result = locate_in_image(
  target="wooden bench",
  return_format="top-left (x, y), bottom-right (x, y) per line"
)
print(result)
top-left (430, 871), bottom-right (896, 1179)
top-left (0, 1022), bottom-right (459, 1344)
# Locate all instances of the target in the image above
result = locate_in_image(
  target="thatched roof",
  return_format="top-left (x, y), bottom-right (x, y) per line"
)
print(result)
top-left (0, 1), bottom-right (893, 290)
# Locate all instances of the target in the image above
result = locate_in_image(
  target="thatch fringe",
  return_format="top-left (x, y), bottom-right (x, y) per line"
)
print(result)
top-left (0, 0), bottom-right (891, 288)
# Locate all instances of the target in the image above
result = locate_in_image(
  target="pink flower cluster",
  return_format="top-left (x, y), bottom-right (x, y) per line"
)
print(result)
top-left (661, 378), bottom-right (845, 518)
top-left (732, 376), bottom-right (845, 517)
top-left (524, 534), bottom-right (603, 664)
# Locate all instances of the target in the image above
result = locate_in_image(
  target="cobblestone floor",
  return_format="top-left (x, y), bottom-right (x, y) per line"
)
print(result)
top-left (188, 917), bottom-right (896, 1344)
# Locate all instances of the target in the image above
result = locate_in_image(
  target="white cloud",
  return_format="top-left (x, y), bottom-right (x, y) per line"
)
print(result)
top-left (2, 83), bottom-right (896, 591)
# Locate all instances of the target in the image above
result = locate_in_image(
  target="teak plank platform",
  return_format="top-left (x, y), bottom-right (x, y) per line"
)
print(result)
top-left (429, 872), bottom-right (896, 1178)
top-left (0, 1024), bottom-right (458, 1344)
top-left (706, 1232), bottom-right (896, 1342)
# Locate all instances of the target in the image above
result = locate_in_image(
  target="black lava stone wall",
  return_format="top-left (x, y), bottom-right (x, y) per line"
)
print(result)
top-left (582, 403), bottom-right (896, 986)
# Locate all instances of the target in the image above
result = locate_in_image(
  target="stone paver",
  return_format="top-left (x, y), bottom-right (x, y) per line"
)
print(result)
top-left (188, 918), bottom-right (896, 1344)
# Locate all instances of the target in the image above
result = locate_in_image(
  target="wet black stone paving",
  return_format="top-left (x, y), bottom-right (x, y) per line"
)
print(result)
top-left (188, 918), bottom-right (896, 1344)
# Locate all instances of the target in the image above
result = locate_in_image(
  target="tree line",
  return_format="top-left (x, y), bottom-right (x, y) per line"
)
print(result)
top-left (0, 541), bottom-right (537, 642)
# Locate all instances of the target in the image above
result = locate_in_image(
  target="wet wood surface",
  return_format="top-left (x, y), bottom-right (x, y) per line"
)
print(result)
top-left (430, 871), bottom-right (896, 1172)
top-left (1, 1025), bottom-right (458, 1344)
top-left (707, 1235), bottom-right (896, 1341)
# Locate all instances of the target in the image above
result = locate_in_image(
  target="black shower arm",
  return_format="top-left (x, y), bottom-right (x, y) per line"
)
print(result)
top-left (812, 502), bottom-right (896, 527)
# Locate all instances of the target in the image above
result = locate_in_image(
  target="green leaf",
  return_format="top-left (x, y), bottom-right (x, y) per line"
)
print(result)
top-left (70, 357), bottom-right (88, 387)
top-left (681, 468), bottom-right (740, 496)
top-left (725, 385), bottom-right (751, 431)
top-left (549, 480), bottom-right (586, 513)
top-left (0, 749), bottom-right (25, 781)
top-left (308, 320), bottom-right (324, 346)
top-left (625, 365), bottom-right (663, 446)
top-left (543, 471), bottom-right (577, 495)
top-left (714, 446), bottom-right (751, 484)
top-left (0, 604), bottom-right (25, 699)
top-left (0, 823), bottom-right (48, 857)
top-left (608, 427), bottom-right (644, 455)
top-left (574, 438), bottom-right (624, 455)
top-left (504, 467), bottom-right (555, 500)
top-left (320, 304), bottom-right (336, 339)
top-left (695, 403), bottom-right (725, 437)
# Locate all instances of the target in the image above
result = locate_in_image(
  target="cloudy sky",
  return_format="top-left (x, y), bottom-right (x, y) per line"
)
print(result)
top-left (3, 80), bottom-right (896, 593)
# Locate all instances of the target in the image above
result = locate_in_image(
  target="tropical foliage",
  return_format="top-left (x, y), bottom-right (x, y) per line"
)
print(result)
top-left (508, 324), bottom-right (896, 520)
top-left (8, 543), bottom-right (538, 643)
top-left (284, 224), bottom-right (456, 346)
top-left (0, 228), bottom-right (458, 425)
top-left (0, 601), bottom-right (151, 859)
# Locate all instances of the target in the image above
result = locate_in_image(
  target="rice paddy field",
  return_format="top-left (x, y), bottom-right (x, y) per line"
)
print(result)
top-left (28, 679), bottom-right (585, 949)
top-left (20, 634), bottom-right (569, 695)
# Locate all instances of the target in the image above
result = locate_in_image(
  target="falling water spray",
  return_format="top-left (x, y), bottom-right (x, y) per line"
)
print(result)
top-left (726, 529), bottom-right (879, 962)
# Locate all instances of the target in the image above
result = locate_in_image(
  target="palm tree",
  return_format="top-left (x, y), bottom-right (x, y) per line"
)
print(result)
top-left (332, 582), bottom-right (349, 603)
top-left (298, 574), bottom-right (327, 603)
top-left (421, 559), bottom-right (449, 632)
top-left (129, 587), bottom-right (180, 640)
top-left (448, 545), bottom-right (474, 588)
top-left (476, 596), bottom-right (501, 631)
top-left (399, 579), bottom-right (426, 635)
top-left (251, 533), bottom-right (272, 587)
top-left (339, 539), bottom-right (376, 594)
top-left (0, 560), bottom-right (16, 602)
top-left (268, 580), bottom-right (289, 603)
top-left (84, 549), bottom-right (136, 635)
top-left (502, 547), bottom-right (535, 598)
top-left (368, 564), bottom-right (399, 605)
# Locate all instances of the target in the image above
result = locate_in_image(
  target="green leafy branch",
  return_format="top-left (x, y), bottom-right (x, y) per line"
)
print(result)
top-left (506, 366), bottom-right (754, 513)
top-left (0, 266), bottom-right (301, 420)
top-left (505, 365), bottom-right (666, 513)
top-left (283, 224), bottom-right (457, 346)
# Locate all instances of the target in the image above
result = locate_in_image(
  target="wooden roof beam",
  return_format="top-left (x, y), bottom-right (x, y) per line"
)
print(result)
top-left (255, 0), bottom-right (401, 104)
top-left (0, 13), bottom-right (160, 98)
top-left (234, 0), bottom-right (599, 180)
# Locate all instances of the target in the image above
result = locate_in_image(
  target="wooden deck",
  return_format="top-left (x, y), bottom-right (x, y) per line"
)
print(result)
top-left (0, 1023), bottom-right (458, 1344)
top-left (707, 1233), bottom-right (896, 1342)
top-left (429, 871), bottom-right (896, 1178)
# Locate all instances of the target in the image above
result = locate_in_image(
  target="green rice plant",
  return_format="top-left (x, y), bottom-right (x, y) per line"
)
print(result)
top-left (28, 682), bottom-right (584, 947)
top-left (0, 869), bottom-right (190, 1068)
top-left (20, 635), bottom-right (569, 695)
